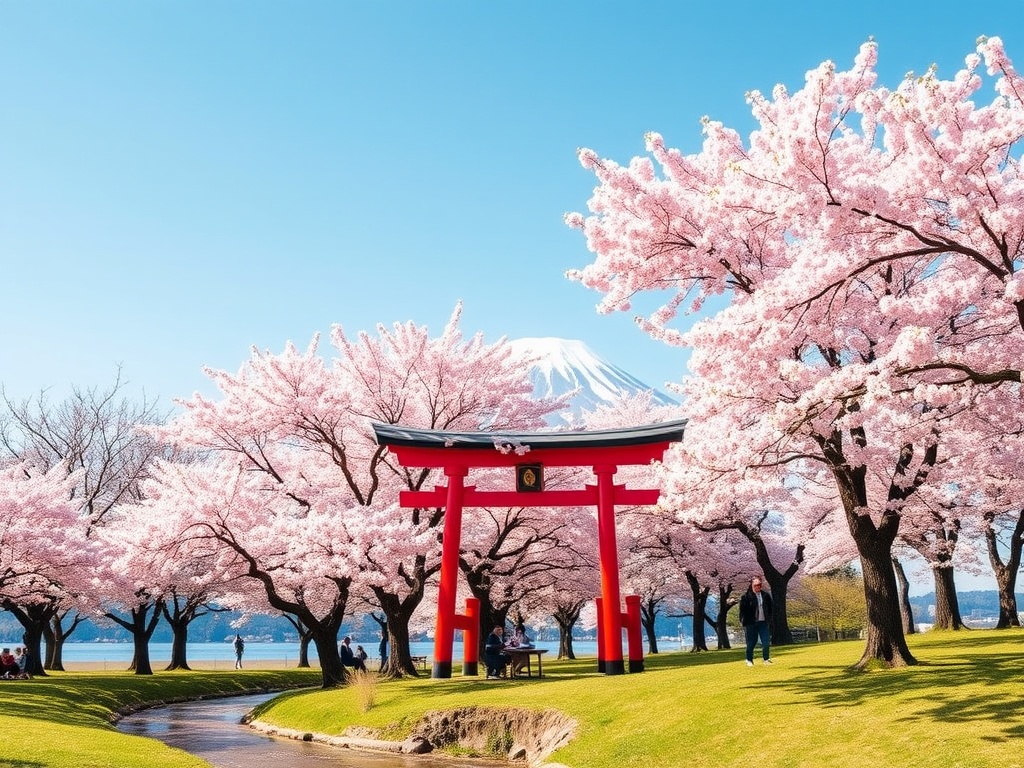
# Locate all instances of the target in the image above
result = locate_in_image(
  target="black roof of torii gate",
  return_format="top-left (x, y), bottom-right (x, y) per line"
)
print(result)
top-left (372, 419), bottom-right (687, 452)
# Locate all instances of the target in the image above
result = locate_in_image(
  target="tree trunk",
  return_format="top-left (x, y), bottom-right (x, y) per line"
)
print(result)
top-left (830, 437), bottom-right (927, 669)
top-left (2, 601), bottom-right (49, 677)
top-left (282, 615), bottom-right (314, 668)
top-left (713, 585), bottom-right (734, 650)
top-left (984, 509), bottom-right (1024, 629)
top-left (853, 533), bottom-right (916, 668)
top-left (553, 601), bottom-right (583, 660)
top-left (758, 544), bottom-right (803, 646)
top-left (640, 597), bottom-right (659, 654)
top-left (892, 557), bottom-right (916, 635)
top-left (297, 631), bottom-right (312, 667)
top-left (105, 599), bottom-right (162, 675)
top-left (311, 627), bottom-right (344, 688)
top-left (161, 595), bottom-right (221, 671)
top-left (132, 626), bottom-right (154, 675)
top-left (707, 522), bottom-right (803, 645)
top-left (381, 607), bottom-right (415, 678)
top-left (46, 611), bottom-right (82, 671)
top-left (162, 600), bottom-right (191, 671)
top-left (43, 619), bottom-right (57, 670)
top-left (684, 572), bottom-right (709, 652)
top-left (931, 564), bottom-right (965, 630)
top-left (165, 620), bottom-right (190, 671)
top-left (219, 535), bottom-right (352, 687)
top-left (464, 569), bottom-right (510, 661)
top-left (372, 585), bottom-right (427, 678)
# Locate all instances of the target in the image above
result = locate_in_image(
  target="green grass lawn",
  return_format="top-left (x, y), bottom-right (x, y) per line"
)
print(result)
top-left (257, 630), bottom-right (1024, 768)
top-left (0, 668), bottom-right (319, 768)
top-left (1, 633), bottom-right (1021, 768)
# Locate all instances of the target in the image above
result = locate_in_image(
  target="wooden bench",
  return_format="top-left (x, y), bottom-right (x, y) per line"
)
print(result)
top-left (410, 655), bottom-right (428, 670)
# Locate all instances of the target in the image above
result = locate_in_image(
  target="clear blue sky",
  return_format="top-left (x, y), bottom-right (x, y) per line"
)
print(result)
top-left (1, 1), bottom-right (1019, 408)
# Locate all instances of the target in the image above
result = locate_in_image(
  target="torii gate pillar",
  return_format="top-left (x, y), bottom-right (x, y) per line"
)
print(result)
top-left (373, 420), bottom-right (687, 678)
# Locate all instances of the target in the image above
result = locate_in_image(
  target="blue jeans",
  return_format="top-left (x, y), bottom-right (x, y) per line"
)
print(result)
top-left (745, 621), bottom-right (771, 662)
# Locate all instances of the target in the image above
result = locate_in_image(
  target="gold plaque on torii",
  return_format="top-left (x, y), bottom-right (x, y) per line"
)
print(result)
top-left (516, 463), bottom-right (544, 492)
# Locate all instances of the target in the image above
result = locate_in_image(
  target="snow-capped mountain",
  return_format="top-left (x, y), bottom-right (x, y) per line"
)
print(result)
top-left (509, 337), bottom-right (678, 426)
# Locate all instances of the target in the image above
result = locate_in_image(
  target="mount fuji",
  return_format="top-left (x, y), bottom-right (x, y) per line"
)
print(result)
top-left (508, 337), bottom-right (678, 426)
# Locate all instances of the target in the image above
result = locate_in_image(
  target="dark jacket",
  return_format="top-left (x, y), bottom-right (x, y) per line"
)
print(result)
top-left (484, 631), bottom-right (504, 659)
top-left (340, 642), bottom-right (355, 666)
top-left (739, 589), bottom-right (774, 627)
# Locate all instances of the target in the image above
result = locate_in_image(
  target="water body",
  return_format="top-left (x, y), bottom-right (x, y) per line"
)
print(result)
top-left (117, 692), bottom-right (503, 768)
top-left (55, 639), bottom-right (618, 666)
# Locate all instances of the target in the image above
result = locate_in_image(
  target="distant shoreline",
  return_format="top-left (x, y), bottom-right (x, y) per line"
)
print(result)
top-left (61, 658), bottom-right (307, 672)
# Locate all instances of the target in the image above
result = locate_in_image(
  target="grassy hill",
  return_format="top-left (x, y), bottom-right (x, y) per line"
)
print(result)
top-left (258, 629), bottom-right (1024, 768)
top-left (0, 630), bottom-right (1021, 767)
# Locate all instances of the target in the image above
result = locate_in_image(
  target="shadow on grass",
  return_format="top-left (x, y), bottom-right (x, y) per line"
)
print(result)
top-left (741, 635), bottom-right (1024, 743)
top-left (388, 635), bottom-right (1024, 743)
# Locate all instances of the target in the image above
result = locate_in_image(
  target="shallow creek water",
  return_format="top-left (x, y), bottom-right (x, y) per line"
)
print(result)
top-left (117, 692), bottom-right (501, 768)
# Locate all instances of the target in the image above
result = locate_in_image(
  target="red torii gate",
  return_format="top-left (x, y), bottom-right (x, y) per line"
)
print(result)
top-left (372, 420), bottom-right (686, 678)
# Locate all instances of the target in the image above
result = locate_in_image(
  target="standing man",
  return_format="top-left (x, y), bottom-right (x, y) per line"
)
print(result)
top-left (739, 577), bottom-right (773, 666)
top-left (233, 634), bottom-right (245, 669)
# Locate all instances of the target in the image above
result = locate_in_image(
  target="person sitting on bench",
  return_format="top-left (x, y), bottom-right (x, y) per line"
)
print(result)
top-left (484, 625), bottom-right (509, 679)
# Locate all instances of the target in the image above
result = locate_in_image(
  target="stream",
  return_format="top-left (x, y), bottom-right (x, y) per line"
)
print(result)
top-left (117, 692), bottom-right (500, 768)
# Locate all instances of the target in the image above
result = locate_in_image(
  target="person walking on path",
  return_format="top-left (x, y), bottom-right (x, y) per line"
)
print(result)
top-left (233, 634), bottom-right (245, 669)
top-left (739, 577), bottom-right (773, 666)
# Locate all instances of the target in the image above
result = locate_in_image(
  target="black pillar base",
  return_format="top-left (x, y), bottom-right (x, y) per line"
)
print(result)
top-left (432, 661), bottom-right (452, 679)
top-left (463, 660), bottom-right (479, 676)
top-left (628, 659), bottom-right (644, 673)
top-left (603, 659), bottom-right (626, 675)
top-left (597, 658), bottom-right (605, 673)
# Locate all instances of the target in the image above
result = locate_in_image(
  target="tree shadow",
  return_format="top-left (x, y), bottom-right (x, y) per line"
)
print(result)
top-left (746, 650), bottom-right (1024, 742)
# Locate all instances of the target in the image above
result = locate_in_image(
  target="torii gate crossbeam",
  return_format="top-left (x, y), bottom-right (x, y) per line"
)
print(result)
top-left (373, 420), bottom-right (686, 679)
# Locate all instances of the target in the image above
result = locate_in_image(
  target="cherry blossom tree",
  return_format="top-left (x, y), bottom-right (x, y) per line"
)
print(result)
top-left (0, 462), bottom-right (89, 677)
top-left (620, 543), bottom-right (686, 654)
top-left (525, 520), bottom-right (600, 661)
top-left (335, 308), bottom-right (557, 676)
top-left (0, 374), bottom-right (169, 668)
top-left (141, 457), bottom-right (357, 686)
top-left (459, 491), bottom-right (584, 652)
top-left (567, 37), bottom-right (1024, 667)
top-left (102, 452), bottom-right (248, 671)
top-left (939, 405), bottom-right (1024, 628)
top-left (91, 511), bottom-right (176, 675)
top-left (153, 305), bottom-right (554, 683)
top-left (540, 588), bottom-right (595, 660)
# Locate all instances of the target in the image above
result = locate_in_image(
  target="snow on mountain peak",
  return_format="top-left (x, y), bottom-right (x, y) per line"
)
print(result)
top-left (508, 337), bottom-right (677, 423)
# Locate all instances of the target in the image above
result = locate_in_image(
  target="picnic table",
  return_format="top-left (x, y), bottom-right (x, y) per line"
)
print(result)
top-left (504, 647), bottom-right (547, 678)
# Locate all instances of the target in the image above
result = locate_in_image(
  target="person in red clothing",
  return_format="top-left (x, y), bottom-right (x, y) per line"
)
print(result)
top-left (0, 648), bottom-right (19, 678)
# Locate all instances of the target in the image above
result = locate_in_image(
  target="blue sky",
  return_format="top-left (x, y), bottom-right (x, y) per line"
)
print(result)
top-left (1, 0), bottom-right (1020, 409)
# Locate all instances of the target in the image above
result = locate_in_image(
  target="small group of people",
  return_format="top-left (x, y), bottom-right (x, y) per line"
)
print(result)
top-left (0, 646), bottom-right (31, 679)
top-left (484, 621), bottom-right (533, 679)
top-left (339, 636), bottom-right (369, 672)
